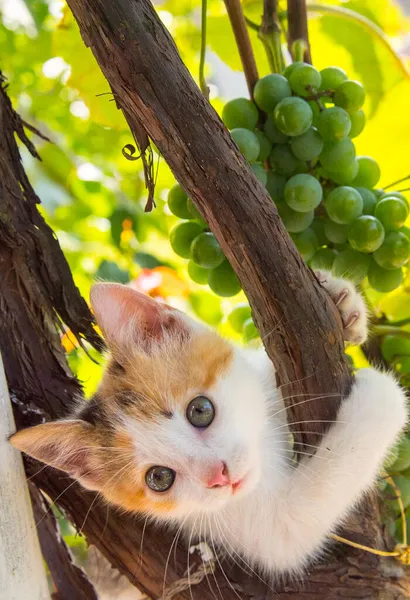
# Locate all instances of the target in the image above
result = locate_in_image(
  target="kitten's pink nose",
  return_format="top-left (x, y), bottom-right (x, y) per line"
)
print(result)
top-left (206, 461), bottom-right (230, 488)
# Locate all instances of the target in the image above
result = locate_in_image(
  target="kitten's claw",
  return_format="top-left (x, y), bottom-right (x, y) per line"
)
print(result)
top-left (334, 289), bottom-right (349, 307)
top-left (314, 270), bottom-right (368, 345)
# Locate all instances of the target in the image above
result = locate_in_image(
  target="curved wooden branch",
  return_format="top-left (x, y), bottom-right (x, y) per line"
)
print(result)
top-left (287, 0), bottom-right (312, 63)
top-left (66, 0), bottom-right (350, 453)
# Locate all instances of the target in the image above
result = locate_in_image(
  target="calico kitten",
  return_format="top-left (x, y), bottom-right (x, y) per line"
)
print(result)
top-left (10, 271), bottom-right (407, 575)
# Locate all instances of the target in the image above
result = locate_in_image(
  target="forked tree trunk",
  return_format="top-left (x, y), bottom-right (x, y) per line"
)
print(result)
top-left (0, 2), bottom-right (409, 598)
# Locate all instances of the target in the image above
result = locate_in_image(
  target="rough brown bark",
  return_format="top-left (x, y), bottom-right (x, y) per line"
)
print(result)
top-left (29, 483), bottom-right (99, 600)
top-left (65, 0), bottom-right (350, 455)
top-left (1, 2), bottom-right (409, 598)
top-left (287, 0), bottom-right (312, 63)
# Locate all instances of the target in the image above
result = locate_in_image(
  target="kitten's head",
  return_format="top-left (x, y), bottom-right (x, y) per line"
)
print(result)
top-left (10, 283), bottom-right (268, 520)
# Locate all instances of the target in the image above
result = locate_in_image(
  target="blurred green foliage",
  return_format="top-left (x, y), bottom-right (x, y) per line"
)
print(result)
top-left (2, 0), bottom-right (410, 547)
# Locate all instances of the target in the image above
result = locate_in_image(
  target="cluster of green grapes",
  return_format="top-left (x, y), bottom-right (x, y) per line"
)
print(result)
top-left (167, 184), bottom-right (242, 297)
top-left (167, 61), bottom-right (409, 341)
top-left (222, 63), bottom-right (410, 294)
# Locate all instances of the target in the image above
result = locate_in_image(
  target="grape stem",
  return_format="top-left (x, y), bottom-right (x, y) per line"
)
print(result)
top-left (287, 0), bottom-right (312, 64)
top-left (384, 173), bottom-right (410, 190)
top-left (304, 88), bottom-right (333, 101)
top-left (223, 0), bottom-right (259, 97)
top-left (372, 325), bottom-right (410, 340)
top-left (258, 0), bottom-right (284, 74)
top-left (199, 0), bottom-right (209, 99)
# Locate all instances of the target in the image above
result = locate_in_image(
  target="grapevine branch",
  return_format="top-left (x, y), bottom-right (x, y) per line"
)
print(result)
top-left (259, 0), bottom-right (284, 73)
top-left (66, 0), bottom-right (351, 453)
top-left (223, 0), bottom-right (259, 96)
top-left (287, 0), bottom-right (312, 63)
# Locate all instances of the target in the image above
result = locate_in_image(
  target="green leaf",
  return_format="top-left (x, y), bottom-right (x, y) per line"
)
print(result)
top-left (316, 0), bottom-right (407, 115)
top-left (206, 14), bottom-right (269, 76)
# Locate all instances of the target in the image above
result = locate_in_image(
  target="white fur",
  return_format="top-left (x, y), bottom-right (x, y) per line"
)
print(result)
top-left (126, 272), bottom-right (407, 575)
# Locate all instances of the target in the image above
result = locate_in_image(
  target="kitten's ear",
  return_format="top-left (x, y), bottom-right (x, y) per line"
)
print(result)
top-left (9, 421), bottom-right (102, 491)
top-left (90, 282), bottom-right (189, 351)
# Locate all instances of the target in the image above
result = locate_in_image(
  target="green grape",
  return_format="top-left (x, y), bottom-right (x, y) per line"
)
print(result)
top-left (382, 191), bottom-right (409, 209)
top-left (289, 64), bottom-right (321, 97)
top-left (188, 260), bottom-right (209, 284)
top-left (320, 138), bottom-right (356, 172)
top-left (374, 197), bottom-right (409, 231)
top-left (310, 218), bottom-right (328, 246)
top-left (352, 156), bottom-right (381, 188)
top-left (170, 221), bottom-right (204, 258)
top-left (324, 219), bottom-right (349, 244)
top-left (266, 171), bottom-right (286, 202)
top-left (400, 226), bottom-right (410, 242)
top-left (168, 184), bottom-right (191, 219)
top-left (307, 100), bottom-right (321, 126)
top-left (277, 202), bottom-right (314, 232)
top-left (230, 128), bottom-right (260, 162)
top-left (319, 66), bottom-right (348, 90)
top-left (269, 145), bottom-right (307, 177)
top-left (255, 131), bottom-right (272, 162)
top-left (291, 228), bottom-right (318, 260)
top-left (333, 80), bottom-right (365, 113)
top-left (264, 116), bottom-right (289, 143)
top-left (332, 249), bottom-right (371, 283)
top-left (381, 335), bottom-right (410, 363)
top-left (373, 232), bottom-right (410, 269)
top-left (283, 61), bottom-right (304, 81)
top-left (324, 186), bottom-right (363, 224)
top-left (284, 174), bottom-right (322, 212)
top-left (274, 97), bottom-right (313, 137)
top-left (316, 107), bottom-right (351, 141)
top-left (368, 262), bottom-right (403, 293)
top-left (354, 187), bottom-right (377, 215)
top-left (190, 232), bottom-right (225, 268)
top-left (243, 318), bottom-right (259, 342)
top-left (251, 163), bottom-right (268, 185)
top-left (290, 127), bottom-right (323, 161)
top-left (254, 74), bottom-right (291, 112)
top-left (310, 247), bottom-right (338, 270)
top-left (373, 189), bottom-right (385, 199)
top-left (228, 303), bottom-right (252, 333)
top-left (222, 98), bottom-right (258, 130)
top-left (348, 110), bottom-right (365, 138)
top-left (348, 216), bottom-right (385, 253)
top-left (326, 159), bottom-right (359, 185)
top-left (208, 260), bottom-right (242, 297)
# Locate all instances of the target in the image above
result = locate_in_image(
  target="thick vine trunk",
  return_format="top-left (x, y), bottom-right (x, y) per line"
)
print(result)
top-left (0, 1), bottom-right (409, 597)
top-left (65, 0), bottom-right (351, 453)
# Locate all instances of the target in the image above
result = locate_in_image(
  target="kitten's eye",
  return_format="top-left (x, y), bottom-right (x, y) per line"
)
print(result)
top-left (145, 466), bottom-right (175, 492)
top-left (186, 396), bottom-right (215, 428)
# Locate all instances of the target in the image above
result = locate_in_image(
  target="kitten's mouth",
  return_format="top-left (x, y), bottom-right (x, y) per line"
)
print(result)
top-left (231, 473), bottom-right (247, 494)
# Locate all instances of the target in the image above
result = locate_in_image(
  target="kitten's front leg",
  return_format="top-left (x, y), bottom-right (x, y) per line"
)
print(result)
top-left (271, 369), bottom-right (407, 573)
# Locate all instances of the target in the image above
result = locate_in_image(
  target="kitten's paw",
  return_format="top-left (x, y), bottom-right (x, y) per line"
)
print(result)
top-left (315, 270), bottom-right (368, 345)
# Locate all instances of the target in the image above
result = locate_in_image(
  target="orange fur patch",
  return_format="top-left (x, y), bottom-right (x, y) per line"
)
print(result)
top-left (11, 328), bottom-right (233, 515)
top-left (98, 329), bottom-right (233, 419)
